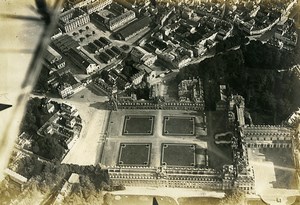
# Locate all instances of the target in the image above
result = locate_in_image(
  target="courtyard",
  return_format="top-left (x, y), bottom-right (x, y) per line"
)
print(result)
top-left (204, 111), bottom-right (233, 170)
top-left (101, 109), bottom-right (207, 168)
top-left (248, 147), bottom-right (297, 193)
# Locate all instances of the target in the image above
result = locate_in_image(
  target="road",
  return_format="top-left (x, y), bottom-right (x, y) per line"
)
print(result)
top-left (62, 108), bottom-right (109, 166)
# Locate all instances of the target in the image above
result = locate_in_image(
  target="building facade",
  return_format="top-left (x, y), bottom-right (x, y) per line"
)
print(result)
top-left (58, 83), bottom-right (74, 99)
top-left (243, 125), bottom-right (293, 148)
top-left (83, 0), bottom-right (112, 14)
top-left (108, 10), bottom-right (136, 31)
top-left (59, 8), bottom-right (90, 33)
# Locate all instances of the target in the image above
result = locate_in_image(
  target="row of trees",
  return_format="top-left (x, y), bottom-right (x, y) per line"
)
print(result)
top-left (13, 155), bottom-right (113, 202)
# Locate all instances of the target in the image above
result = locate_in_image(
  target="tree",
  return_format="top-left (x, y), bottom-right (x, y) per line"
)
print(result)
top-left (34, 66), bottom-right (50, 93)
top-left (35, 136), bottom-right (66, 160)
top-left (219, 189), bottom-right (246, 205)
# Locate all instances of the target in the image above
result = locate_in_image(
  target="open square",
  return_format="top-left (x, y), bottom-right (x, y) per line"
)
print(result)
top-left (161, 143), bottom-right (196, 167)
top-left (118, 143), bottom-right (151, 166)
top-left (123, 115), bottom-right (154, 135)
top-left (163, 116), bottom-right (195, 136)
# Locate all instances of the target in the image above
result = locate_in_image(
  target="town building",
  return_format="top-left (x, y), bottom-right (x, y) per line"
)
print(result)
top-left (131, 46), bottom-right (157, 66)
top-left (52, 34), bottom-right (80, 53)
top-left (67, 48), bottom-right (99, 74)
top-left (51, 28), bottom-right (63, 40)
top-left (4, 168), bottom-right (28, 191)
top-left (158, 47), bottom-right (192, 69)
top-left (43, 46), bottom-right (65, 70)
top-left (53, 173), bottom-right (80, 205)
top-left (83, 0), bottom-right (112, 14)
top-left (150, 83), bottom-right (165, 100)
top-left (134, 64), bottom-right (157, 84)
top-left (274, 19), bottom-right (298, 46)
top-left (130, 70), bottom-right (145, 85)
top-left (115, 17), bottom-right (151, 41)
top-left (58, 8), bottom-right (90, 33)
top-left (58, 83), bottom-right (74, 99)
top-left (94, 77), bottom-right (117, 95)
top-left (178, 78), bottom-right (204, 104)
top-left (107, 10), bottom-right (136, 31)
top-left (61, 103), bottom-right (79, 117)
top-left (287, 107), bottom-right (300, 126)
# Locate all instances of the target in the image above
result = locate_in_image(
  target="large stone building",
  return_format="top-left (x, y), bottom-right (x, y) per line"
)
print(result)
top-left (243, 125), bottom-right (293, 148)
top-left (67, 0), bottom-right (95, 8)
top-left (227, 95), bottom-right (294, 149)
top-left (58, 8), bottom-right (90, 33)
top-left (108, 166), bottom-right (224, 190)
top-left (108, 10), bottom-right (136, 31)
top-left (83, 0), bottom-right (112, 14)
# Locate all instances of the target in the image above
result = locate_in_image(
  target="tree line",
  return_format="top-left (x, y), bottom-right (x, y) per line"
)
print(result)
top-left (177, 40), bottom-right (300, 124)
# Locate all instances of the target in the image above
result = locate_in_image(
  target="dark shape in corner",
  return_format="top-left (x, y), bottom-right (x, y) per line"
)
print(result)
top-left (0, 104), bottom-right (12, 112)
top-left (153, 197), bottom-right (159, 205)
top-left (35, 0), bottom-right (51, 24)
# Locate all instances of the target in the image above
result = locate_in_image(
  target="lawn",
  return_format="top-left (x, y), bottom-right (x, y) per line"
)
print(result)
top-left (123, 115), bottom-right (154, 135)
top-left (118, 143), bottom-right (151, 166)
top-left (161, 144), bottom-right (196, 167)
top-left (163, 116), bottom-right (195, 136)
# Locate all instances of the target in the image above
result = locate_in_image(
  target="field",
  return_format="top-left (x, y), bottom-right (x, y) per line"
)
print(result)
top-left (118, 143), bottom-right (151, 166)
top-left (161, 144), bottom-right (196, 167)
top-left (123, 116), bottom-right (154, 135)
top-left (163, 116), bottom-right (195, 136)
